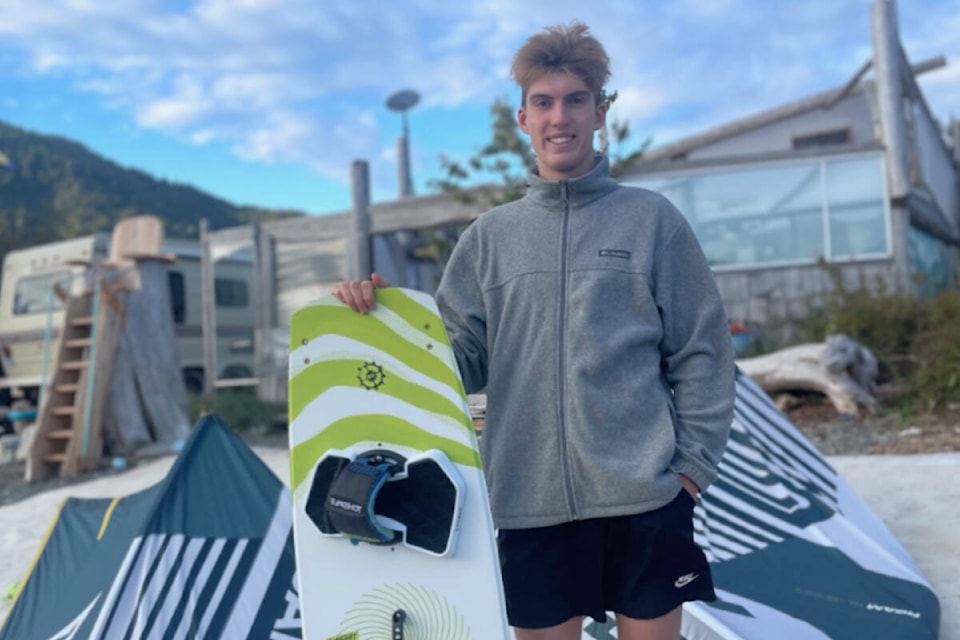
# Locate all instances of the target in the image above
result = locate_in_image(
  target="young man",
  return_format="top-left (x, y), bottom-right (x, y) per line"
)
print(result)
top-left (332, 22), bottom-right (734, 640)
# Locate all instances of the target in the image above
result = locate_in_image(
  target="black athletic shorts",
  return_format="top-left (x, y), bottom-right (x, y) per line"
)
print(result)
top-left (497, 490), bottom-right (715, 628)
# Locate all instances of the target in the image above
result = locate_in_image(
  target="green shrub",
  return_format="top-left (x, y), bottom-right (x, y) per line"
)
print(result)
top-left (188, 387), bottom-right (281, 432)
top-left (790, 258), bottom-right (960, 411)
top-left (910, 290), bottom-right (960, 410)
top-left (796, 262), bottom-right (928, 385)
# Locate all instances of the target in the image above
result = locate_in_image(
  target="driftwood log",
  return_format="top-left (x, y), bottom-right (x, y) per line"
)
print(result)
top-left (468, 335), bottom-right (878, 426)
top-left (737, 334), bottom-right (878, 416)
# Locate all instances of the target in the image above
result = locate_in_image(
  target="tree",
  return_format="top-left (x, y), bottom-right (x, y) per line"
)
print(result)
top-left (430, 98), bottom-right (534, 208)
top-left (430, 91), bottom-right (651, 204)
top-left (601, 91), bottom-right (653, 178)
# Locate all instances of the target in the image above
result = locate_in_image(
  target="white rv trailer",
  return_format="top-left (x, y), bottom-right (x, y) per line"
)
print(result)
top-left (0, 234), bottom-right (255, 420)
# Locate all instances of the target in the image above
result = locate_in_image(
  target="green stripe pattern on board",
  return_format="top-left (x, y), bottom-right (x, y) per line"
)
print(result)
top-left (289, 289), bottom-right (480, 493)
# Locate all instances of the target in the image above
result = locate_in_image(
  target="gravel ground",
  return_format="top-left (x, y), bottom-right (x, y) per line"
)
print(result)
top-left (783, 401), bottom-right (960, 456)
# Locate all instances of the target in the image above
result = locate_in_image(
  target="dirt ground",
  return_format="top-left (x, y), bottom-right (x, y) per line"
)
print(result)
top-left (2, 399), bottom-right (959, 509)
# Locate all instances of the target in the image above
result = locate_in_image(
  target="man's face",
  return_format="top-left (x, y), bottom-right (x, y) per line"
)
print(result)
top-left (518, 72), bottom-right (606, 181)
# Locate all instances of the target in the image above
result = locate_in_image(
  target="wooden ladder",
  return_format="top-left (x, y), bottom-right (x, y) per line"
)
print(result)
top-left (27, 279), bottom-right (123, 481)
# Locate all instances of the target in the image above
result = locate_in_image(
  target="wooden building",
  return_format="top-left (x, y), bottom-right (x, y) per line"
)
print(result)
top-left (619, 0), bottom-right (959, 332)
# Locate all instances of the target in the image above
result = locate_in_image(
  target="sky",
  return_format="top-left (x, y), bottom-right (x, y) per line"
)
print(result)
top-left (0, 0), bottom-right (958, 217)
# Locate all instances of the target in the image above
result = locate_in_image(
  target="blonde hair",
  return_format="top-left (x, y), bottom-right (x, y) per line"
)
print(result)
top-left (510, 21), bottom-right (610, 107)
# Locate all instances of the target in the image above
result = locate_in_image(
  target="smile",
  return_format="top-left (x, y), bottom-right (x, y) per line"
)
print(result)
top-left (548, 136), bottom-right (574, 144)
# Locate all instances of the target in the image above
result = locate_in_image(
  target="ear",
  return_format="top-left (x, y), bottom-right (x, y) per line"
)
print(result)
top-left (594, 101), bottom-right (608, 131)
top-left (517, 106), bottom-right (529, 134)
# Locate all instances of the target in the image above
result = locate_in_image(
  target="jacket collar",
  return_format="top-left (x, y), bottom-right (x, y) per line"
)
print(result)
top-left (524, 154), bottom-right (619, 209)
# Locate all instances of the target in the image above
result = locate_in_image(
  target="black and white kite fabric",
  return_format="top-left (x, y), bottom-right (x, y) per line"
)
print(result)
top-left (586, 372), bottom-right (939, 640)
top-left (1, 374), bottom-right (938, 640)
top-left (0, 415), bottom-right (301, 640)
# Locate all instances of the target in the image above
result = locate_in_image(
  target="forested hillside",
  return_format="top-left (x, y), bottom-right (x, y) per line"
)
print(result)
top-left (0, 120), bottom-right (301, 264)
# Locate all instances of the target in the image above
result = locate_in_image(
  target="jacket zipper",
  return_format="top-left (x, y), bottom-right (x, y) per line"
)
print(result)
top-left (557, 181), bottom-right (579, 519)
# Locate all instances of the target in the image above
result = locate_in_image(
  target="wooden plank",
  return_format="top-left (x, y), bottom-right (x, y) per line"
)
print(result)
top-left (214, 377), bottom-right (259, 388)
top-left (26, 278), bottom-right (100, 481)
top-left (65, 338), bottom-right (93, 348)
top-left (27, 298), bottom-right (79, 480)
top-left (47, 430), bottom-right (73, 440)
top-left (80, 277), bottom-right (124, 473)
top-left (205, 186), bottom-right (490, 247)
top-left (200, 218), bottom-right (217, 394)
top-left (349, 160), bottom-right (372, 279)
top-left (110, 215), bottom-right (165, 259)
top-left (253, 222), bottom-right (280, 402)
top-left (59, 356), bottom-right (89, 478)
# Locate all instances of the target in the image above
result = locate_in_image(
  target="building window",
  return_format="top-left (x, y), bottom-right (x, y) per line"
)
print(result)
top-left (908, 226), bottom-right (950, 296)
top-left (215, 278), bottom-right (249, 308)
top-left (625, 153), bottom-right (889, 269)
top-left (792, 128), bottom-right (851, 150)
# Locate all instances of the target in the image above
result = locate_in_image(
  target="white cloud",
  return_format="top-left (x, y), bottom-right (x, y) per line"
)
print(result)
top-left (136, 74), bottom-right (210, 128)
top-left (609, 86), bottom-right (668, 122)
top-left (0, 0), bottom-right (958, 192)
top-left (380, 144), bottom-right (398, 163)
top-left (189, 128), bottom-right (215, 144)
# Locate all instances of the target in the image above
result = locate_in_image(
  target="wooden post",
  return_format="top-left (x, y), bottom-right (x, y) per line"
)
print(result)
top-left (253, 222), bottom-right (279, 403)
top-left (951, 117), bottom-right (960, 168)
top-left (871, 0), bottom-right (912, 291)
top-left (349, 160), bottom-right (372, 280)
top-left (200, 218), bottom-right (217, 394)
top-left (871, 0), bottom-right (910, 198)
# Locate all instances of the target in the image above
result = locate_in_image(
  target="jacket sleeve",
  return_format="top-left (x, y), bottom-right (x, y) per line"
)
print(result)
top-left (435, 226), bottom-right (488, 394)
top-left (655, 208), bottom-right (735, 492)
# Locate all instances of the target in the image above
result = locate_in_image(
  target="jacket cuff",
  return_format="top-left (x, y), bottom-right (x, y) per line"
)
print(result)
top-left (670, 453), bottom-right (718, 494)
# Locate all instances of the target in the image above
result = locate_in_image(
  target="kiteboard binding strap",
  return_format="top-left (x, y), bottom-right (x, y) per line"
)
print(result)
top-left (318, 450), bottom-right (406, 545)
top-left (306, 446), bottom-right (465, 556)
top-left (392, 609), bottom-right (406, 639)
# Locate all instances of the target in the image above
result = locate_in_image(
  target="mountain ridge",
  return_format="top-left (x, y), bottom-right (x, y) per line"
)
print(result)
top-left (0, 118), bottom-right (303, 264)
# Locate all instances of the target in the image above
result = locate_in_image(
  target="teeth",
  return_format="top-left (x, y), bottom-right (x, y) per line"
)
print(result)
top-left (550, 136), bottom-right (573, 143)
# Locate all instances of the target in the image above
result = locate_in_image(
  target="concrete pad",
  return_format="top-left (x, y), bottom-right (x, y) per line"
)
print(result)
top-left (830, 453), bottom-right (959, 640)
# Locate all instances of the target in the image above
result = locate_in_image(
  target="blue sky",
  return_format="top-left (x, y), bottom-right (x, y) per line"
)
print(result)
top-left (1, 0), bottom-right (958, 217)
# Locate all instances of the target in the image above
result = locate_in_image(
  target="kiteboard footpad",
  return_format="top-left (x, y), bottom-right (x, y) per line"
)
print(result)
top-left (306, 447), bottom-right (465, 557)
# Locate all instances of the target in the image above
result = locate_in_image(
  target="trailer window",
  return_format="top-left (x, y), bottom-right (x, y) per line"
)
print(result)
top-left (168, 271), bottom-right (186, 324)
top-left (215, 278), bottom-right (249, 308)
top-left (13, 272), bottom-right (71, 315)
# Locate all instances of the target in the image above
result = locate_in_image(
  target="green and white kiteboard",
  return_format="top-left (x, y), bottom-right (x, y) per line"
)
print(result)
top-left (288, 287), bottom-right (509, 640)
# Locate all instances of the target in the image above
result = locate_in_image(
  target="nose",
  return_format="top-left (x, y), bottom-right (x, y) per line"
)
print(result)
top-left (548, 101), bottom-right (571, 124)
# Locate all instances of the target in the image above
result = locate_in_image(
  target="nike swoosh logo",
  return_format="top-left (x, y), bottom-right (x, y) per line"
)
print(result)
top-left (674, 572), bottom-right (699, 588)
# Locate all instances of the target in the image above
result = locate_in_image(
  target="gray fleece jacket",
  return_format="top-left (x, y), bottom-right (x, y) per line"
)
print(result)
top-left (436, 155), bottom-right (735, 530)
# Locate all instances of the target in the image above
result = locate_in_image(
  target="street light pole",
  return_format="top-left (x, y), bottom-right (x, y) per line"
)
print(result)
top-left (386, 89), bottom-right (420, 198)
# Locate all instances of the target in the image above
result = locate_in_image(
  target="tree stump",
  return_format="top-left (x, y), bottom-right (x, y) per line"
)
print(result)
top-left (103, 258), bottom-right (190, 454)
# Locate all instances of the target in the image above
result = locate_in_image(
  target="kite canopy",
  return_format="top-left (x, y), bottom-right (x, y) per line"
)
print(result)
top-left (0, 414), bottom-right (301, 640)
top-left (1, 373), bottom-right (938, 639)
